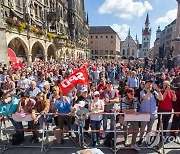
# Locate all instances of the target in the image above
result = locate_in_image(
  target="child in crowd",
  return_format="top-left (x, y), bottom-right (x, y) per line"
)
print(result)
top-left (73, 101), bottom-right (89, 148)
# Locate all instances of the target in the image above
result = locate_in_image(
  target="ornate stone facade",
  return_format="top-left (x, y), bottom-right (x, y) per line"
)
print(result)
top-left (0, 0), bottom-right (89, 64)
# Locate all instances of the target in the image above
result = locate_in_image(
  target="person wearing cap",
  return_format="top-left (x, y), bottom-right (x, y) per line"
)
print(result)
top-left (89, 91), bottom-right (104, 147)
top-left (101, 80), bottom-right (119, 135)
top-left (138, 80), bottom-right (163, 146)
top-left (73, 101), bottom-right (89, 148)
top-left (76, 86), bottom-right (91, 138)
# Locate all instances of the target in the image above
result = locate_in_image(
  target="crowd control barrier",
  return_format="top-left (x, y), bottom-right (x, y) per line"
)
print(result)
top-left (0, 112), bottom-right (180, 154)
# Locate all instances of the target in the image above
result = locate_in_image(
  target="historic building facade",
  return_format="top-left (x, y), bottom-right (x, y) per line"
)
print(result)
top-left (139, 14), bottom-right (151, 58)
top-left (120, 29), bottom-right (139, 59)
top-left (0, 0), bottom-right (89, 65)
top-left (89, 26), bottom-right (120, 59)
top-left (152, 0), bottom-right (180, 67)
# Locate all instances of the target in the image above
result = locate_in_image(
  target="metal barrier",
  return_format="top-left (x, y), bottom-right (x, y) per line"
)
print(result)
top-left (0, 112), bottom-right (180, 154)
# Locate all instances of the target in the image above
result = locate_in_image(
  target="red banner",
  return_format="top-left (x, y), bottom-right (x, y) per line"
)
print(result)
top-left (58, 66), bottom-right (89, 96)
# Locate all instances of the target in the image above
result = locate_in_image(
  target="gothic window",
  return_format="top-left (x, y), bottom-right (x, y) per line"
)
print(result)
top-left (111, 36), bottom-right (113, 39)
top-left (96, 36), bottom-right (98, 39)
top-left (110, 50), bottom-right (113, 55)
top-left (106, 36), bottom-right (108, 39)
top-left (91, 36), bottom-right (93, 39)
top-left (101, 36), bottom-right (103, 39)
top-left (34, 4), bottom-right (38, 17)
top-left (127, 48), bottom-right (130, 56)
top-left (132, 49), bottom-right (134, 56)
top-left (39, 6), bottom-right (42, 18)
top-left (123, 49), bottom-right (125, 55)
top-left (105, 50), bottom-right (108, 54)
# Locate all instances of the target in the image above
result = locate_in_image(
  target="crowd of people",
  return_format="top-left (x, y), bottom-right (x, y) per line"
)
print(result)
top-left (0, 59), bottom-right (179, 151)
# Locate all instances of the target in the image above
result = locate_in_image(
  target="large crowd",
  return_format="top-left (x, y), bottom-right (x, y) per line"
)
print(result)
top-left (0, 59), bottom-right (179, 151)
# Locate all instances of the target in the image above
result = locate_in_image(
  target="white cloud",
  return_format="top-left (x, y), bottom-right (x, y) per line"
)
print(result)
top-left (156, 8), bottom-right (177, 24)
top-left (111, 24), bottom-right (129, 40)
top-left (98, 0), bottom-right (153, 20)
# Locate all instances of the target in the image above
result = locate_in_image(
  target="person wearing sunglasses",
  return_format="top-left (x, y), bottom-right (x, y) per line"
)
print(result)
top-left (120, 88), bottom-right (139, 150)
top-left (89, 91), bottom-right (104, 147)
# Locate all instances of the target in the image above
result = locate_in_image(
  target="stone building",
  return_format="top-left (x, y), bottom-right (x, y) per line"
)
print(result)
top-left (89, 26), bottom-right (120, 59)
top-left (120, 29), bottom-right (139, 59)
top-left (0, 0), bottom-right (89, 65)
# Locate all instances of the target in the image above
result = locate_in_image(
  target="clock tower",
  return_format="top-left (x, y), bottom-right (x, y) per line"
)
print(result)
top-left (140, 13), bottom-right (151, 58)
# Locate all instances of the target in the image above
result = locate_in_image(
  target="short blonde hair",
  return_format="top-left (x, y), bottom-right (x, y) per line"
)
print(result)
top-left (44, 84), bottom-right (50, 90)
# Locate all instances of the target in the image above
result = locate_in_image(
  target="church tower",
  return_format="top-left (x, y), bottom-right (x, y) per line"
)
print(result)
top-left (141, 13), bottom-right (151, 58)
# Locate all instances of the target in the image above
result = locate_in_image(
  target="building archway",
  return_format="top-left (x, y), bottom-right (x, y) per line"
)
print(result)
top-left (47, 44), bottom-right (56, 61)
top-left (8, 37), bottom-right (28, 61)
top-left (31, 41), bottom-right (45, 62)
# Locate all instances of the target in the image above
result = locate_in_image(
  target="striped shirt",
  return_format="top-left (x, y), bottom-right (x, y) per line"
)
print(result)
top-left (121, 97), bottom-right (138, 112)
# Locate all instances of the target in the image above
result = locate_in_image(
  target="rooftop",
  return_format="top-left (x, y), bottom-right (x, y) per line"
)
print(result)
top-left (89, 26), bottom-right (117, 35)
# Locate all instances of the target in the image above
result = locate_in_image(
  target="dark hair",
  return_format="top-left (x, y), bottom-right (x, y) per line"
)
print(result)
top-left (21, 92), bottom-right (30, 98)
top-left (126, 88), bottom-right (135, 94)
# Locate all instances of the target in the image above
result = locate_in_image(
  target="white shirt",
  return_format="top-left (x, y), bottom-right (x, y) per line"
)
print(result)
top-left (90, 99), bottom-right (104, 121)
top-left (17, 78), bottom-right (31, 89)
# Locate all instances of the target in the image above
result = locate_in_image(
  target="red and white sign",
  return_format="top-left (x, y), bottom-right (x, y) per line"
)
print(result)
top-left (58, 66), bottom-right (89, 96)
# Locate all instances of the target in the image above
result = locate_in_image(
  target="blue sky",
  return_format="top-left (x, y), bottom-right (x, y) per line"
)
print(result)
top-left (84, 0), bottom-right (178, 47)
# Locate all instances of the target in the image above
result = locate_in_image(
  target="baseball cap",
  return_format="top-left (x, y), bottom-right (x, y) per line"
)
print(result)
top-left (80, 87), bottom-right (88, 93)
top-left (93, 91), bottom-right (100, 96)
top-left (78, 101), bottom-right (86, 107)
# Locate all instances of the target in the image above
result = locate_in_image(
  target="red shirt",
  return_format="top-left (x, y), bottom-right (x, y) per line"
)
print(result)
top-left (158, 90), bottom-right (173, 111)
top-left (97, 84), bottom-right (107, 92)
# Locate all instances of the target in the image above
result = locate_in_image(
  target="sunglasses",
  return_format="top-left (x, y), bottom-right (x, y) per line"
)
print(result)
top-left (94, 95), bottom-right (100, 97)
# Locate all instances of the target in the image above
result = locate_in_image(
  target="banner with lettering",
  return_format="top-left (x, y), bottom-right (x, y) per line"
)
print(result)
top-left (58, 66), bottom-right (89, 95)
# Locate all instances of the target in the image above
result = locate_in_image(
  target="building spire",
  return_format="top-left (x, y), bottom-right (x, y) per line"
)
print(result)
top-left (145, 13), bottom-right (149, 24)
top-left (128, 28), bottom-right (131, 37)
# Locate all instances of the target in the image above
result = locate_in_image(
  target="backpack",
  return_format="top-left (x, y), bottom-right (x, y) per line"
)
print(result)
top-left (141, 90), bottom-right (159, 106)
top-left (104, 132), bottom-right (115, 147)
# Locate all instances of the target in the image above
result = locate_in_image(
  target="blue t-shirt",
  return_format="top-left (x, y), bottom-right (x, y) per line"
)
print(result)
top-left (140, 90), bottom-right (158, 118)
top-left (55, 97), bottom-right (72, 114)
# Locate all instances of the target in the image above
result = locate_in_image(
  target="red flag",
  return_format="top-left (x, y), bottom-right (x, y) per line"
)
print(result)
top-left (58, 66), bottom-right (89, 96)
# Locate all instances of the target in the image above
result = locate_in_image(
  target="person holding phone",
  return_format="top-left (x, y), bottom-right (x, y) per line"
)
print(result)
top-left (157, 80), bottom-right (177, 137)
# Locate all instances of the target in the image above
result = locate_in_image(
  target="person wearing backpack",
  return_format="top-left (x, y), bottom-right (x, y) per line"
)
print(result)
top-left (138, 80), bottom-right (163, 146)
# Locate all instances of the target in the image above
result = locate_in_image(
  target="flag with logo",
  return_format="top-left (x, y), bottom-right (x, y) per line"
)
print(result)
top-left (58, 66), bottom-right (89, 95)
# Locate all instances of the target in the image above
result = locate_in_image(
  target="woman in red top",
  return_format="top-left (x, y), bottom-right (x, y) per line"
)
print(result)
top-left (157, 80), bottom-right (177, 136)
